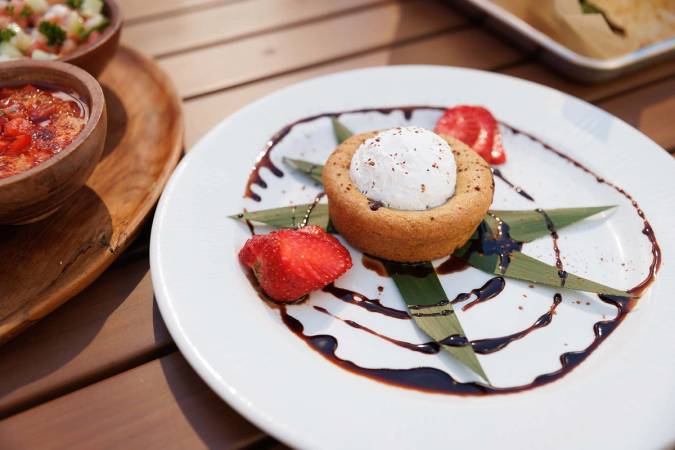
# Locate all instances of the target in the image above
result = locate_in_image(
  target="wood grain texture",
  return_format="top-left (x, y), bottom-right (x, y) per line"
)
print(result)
top-left (0, 353), bottom-right (265, 450)
top-left (0, 47), bottom-right (183, 344)
top-left (117, 0), bottom-right (232, 22)
top-left (501, 59), bottom-right (675, 104)
top-left (183, 27), bottom-right (523, 146)
top-left (0, 259), bottom-right (169, 418)
top-left (123, 0), bottom-right (390, 57)
top-left (160, 0), bottom-right (465, 98)
top-left (183, 35), bottom-right (675, 150)
top-left (597, 76), bottom-right (675, 151)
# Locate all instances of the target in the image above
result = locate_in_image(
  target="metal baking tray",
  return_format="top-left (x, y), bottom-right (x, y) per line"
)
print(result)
top-left (449, 0), bottom-right (675, 83)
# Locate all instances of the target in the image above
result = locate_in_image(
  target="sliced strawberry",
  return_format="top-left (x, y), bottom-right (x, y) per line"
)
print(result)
top-left (238, 234), bottom-right (269, 267)
top-left (239, 226), bottom-right (352, 302)
top-left (434, 105), bottom-right (506, 165)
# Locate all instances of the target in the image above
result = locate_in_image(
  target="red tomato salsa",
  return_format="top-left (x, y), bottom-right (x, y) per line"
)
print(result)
top-left (0, 83), bottom-right (87, 179)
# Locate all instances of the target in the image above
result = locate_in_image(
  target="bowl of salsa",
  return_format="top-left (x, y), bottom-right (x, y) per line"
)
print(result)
top-left (0, 0), bottom-right (122, 76)
top-left (0, 59), bottom-right (106, 224)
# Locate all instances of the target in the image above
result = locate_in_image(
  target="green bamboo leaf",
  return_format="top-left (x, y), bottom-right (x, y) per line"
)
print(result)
top-left (464, 251), bottom-right (629, 296)
top-left (383, 261), bottom-right (489, 384)
top-left (282, 157), bottom-right (323, 183)
top-left (279, 157), bottom-right (614, 243)
top-left (229, 203), bottom-right (329, 229)
top-left (332, 117), bottom-right (353, 144)
top-left (487, 206), bottom-right (616, 242)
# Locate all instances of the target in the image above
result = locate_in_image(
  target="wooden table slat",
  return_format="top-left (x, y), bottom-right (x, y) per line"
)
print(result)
top-left (502, 60), bottom-right (675, 105)
top-left (183, 27), bottom-right (524, 146)
top-left (0, 259), bottom-right (168, 418)
top-left (159, 0), bottom-right (466, 98)
top-left (597, 76), bottom-right (675, 151)
top-left (118, 0), bottom-right (232, 23)
top-left (123, 0), bottom-right (392, 58)
top-left (0, 353), bottom-right (265, 450)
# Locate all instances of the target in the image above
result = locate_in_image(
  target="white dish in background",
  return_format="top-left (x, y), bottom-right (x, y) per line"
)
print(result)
top-left (151, 66), bottom-right (675, 450)
top-left (452, 0), bottom-right (675, 82)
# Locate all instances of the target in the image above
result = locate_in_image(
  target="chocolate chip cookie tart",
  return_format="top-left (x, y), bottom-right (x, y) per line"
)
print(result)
top-left (323, 126), bottom-right (494, 262)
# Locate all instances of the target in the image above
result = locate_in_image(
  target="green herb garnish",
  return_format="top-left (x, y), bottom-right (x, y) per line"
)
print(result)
top-left (67, 0), bottom-right (84, 8)
top-left (79, 17), bottom-right (110, 39)
top-left (20, 5), bottom-right (32, 18)
top-left (0, 28), bottom-right (16, 42)
top-left (38, 21), bottom-right (66, 46)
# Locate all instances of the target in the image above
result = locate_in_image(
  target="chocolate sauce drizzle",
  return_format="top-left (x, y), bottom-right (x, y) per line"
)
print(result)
top-left (535, 208), bottom-right (568, 287)
top-left (492, 168), bottom-right (535, 201)
top-left (368, 199), bottom-right (384, 211)
top-left (300, 192), bottom-right (325, 227)
top-left (313, 305), bottom-right (437, 355)
top-left (451, 277), bottom-right (506, 311)
top-left (246, 106), bottom-right (660, 396)
top-left (482, 215), bottom-right (523, 274)
top-left (322, 283), bottom-right (409, 320)
top-left (245, 149), bottom-right (284, 202)
top-left (362, 255), bottom-right (388, 277)
top-left (284, 293), bottom-right (630, 395)
top-left (471, 293), bottom-right (562, 355)
top-left (313, 292), bottom-right (562, 356)
top-left (502, 123), bottom-right (661, 296)
top-left (435, 257), bottom-right (470, 275)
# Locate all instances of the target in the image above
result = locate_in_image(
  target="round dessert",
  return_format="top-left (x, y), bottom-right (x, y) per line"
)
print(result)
top-left (323, 127), bottom-right (494, 262)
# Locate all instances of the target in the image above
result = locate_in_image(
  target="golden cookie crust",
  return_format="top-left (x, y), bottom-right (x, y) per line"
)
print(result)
top-left (323, 131), bottom-right (494, 262)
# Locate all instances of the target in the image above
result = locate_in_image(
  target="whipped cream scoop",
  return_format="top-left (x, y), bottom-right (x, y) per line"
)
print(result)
top-left (349, 127), bottom-right (457, 211)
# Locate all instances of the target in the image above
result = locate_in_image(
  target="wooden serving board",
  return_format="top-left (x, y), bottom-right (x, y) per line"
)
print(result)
top-left (0, 46), bottom-right (183, 344)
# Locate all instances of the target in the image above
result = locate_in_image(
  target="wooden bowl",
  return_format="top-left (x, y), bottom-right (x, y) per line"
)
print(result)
top-left (0, 60), bottom-right (107, 225)
top-left (62, 0), bottom-right (123, 77)
top-left (0, 0), bottom-right (122, 78)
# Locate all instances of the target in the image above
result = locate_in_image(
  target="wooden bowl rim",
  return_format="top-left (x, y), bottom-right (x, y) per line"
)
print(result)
top-left (0, 59), bottom-right (105, 187)
top-left (61, 0), bottom-right (123, 65)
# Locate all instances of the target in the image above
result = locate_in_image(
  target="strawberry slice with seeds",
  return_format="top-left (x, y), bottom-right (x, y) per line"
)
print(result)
top-left (239, 225), bottom-right (352, 302)
top-left (434, 105), bottom-right (506, 165)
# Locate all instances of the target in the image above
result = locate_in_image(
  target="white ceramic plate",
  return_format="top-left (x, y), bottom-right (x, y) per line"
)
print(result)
top-left (151, 66), bottom-right (675, 450)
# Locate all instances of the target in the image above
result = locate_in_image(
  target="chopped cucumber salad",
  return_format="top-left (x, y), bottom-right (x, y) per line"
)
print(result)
top-left (0, 0), bottom-right (109, 61)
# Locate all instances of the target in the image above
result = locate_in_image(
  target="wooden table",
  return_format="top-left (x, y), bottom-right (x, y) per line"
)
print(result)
top-left (1, 1), bottom-right (673, 448)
